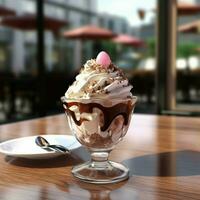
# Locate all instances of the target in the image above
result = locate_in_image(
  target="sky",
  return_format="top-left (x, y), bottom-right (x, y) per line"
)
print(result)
top-left (97, 0), bottom-right (156, 26)
top-left (97, 0), bottom-right (197, 26)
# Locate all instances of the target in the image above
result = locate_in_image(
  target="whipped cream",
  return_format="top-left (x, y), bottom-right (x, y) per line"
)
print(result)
top-left (65, 52), bottom-right (133, 99)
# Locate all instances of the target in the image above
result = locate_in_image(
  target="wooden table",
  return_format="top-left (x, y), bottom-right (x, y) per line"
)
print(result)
top-left (0, 114), bottom-right (200, 200)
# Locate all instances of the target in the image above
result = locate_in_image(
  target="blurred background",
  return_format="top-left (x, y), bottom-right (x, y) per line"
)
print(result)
top-left (0, 0), bottom-right (200, 124)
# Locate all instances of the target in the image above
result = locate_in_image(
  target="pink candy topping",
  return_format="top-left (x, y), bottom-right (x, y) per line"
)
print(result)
top-left (96, 51), bottom-right (111, 68)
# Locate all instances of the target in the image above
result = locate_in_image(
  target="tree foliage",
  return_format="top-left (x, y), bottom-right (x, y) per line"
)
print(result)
top-left (146, 38), bottom-right (156, 57)
top-left (145, 38), bottom-right (199, 58)
top-left (100, 41), bottom-right (118, 61)
top-left (176, 43), bottom-right (199, 58)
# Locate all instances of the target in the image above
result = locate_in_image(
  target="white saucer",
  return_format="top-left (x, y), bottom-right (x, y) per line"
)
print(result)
top-left (0, 135), bottom-right (81, 159)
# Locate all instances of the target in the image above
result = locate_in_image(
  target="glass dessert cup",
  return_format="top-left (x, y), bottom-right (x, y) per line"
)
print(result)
top-left (61, 96), bottom-right (137, 184)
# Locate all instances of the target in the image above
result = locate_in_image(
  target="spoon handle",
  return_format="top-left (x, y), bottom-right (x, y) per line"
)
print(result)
top-left (42, 146), bottom-right (65, 153)
top-left (48, 145), bottom-right (69, 153)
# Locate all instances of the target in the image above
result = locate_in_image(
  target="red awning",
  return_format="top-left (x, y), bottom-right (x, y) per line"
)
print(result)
top-left (63, 25), bottom-right (115, 40)
top-left (178, 3), bottom-right (200, 15)
top-left (178, 20), bottom-right (200, 33)
top-left (0, 6), bottom-right (16, 16)
top-left (0, 14), bottom-right (68, 31)
top-left (112, 34), bottom-right (145, 47)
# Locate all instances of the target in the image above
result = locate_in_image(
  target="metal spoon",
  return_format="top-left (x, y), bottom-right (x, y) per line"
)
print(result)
top-left (35, 136), bottom-right (70, 153)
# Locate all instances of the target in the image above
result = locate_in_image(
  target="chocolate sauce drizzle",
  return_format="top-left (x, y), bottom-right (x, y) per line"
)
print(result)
top-left (63, 101), bottom-right (133, 131)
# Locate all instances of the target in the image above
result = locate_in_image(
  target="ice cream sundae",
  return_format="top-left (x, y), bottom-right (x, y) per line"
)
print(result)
top-left (61, 51), bottom-right (137, 184)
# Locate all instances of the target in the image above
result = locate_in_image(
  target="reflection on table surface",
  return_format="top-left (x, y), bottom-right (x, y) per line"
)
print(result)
top-left (0, 114), bottom-right (200, 199)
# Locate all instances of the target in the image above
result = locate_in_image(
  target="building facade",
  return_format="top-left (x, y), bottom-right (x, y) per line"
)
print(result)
top-left (98, 13), bottom-right (131, 34)
top-left (0, 0), bottom-right (97, 74)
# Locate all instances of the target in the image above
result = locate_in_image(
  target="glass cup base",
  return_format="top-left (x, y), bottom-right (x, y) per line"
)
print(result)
top-left (72, 160), bottom-right (129, 184)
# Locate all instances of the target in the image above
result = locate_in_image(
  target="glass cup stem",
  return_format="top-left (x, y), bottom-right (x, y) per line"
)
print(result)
top-left (90, 152), bottom-right (110, 169)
